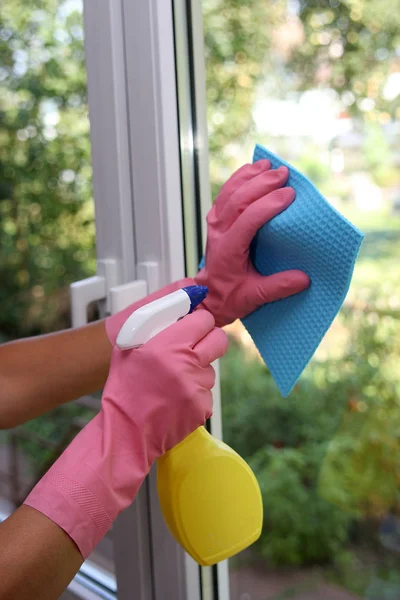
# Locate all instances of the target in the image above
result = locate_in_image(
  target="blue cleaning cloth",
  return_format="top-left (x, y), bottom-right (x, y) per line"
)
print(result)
top-left (240, 145), bottom-right (364, 396)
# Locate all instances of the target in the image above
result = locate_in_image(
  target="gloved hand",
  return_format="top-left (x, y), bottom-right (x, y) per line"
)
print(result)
top-left (24, 311), bottom-right (228, 559)
top-left (195, 161), bottom-right (310, 327)
top-left (106, 162), bottom-right (309, 337)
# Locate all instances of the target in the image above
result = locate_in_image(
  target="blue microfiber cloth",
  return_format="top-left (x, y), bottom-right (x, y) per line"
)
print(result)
top-left (240, 145), bottom-right (364, 396)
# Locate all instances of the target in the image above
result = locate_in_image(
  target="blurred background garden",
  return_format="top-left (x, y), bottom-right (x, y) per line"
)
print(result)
top-left (1, 0), bottom-right (399, 597)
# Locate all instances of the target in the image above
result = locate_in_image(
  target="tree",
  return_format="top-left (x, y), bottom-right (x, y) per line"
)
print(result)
top-left (203, 0), bottom-right (400, 193)
top-left (0, 0), bottom-right (94, 338)
top-left (203, 0), bottom-right (286, 194)
top-left (289, 0), bottom-right (400, 120)
top-left (1, 0), bottom-right (398, 339)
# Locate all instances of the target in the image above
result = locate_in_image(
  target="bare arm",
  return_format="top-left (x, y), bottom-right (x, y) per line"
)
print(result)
top-left (0, 321), bottom-right (112, 429)
top-left (0, 505), bottom-right (83, 600)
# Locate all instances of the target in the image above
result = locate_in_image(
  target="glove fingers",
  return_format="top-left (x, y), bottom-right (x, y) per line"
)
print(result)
top-left (247, 270), bottom-right (310, 307)
top-left (220, 166), bottom-right (289, 229)
top-left (197, 386), bottom-right (214, 420)
top-left (193, 327), bottom-right (228, 367)
top-left (228, 187), bottom-right (296, 253)
top-left (198, 364), bottom-right (217, 390)
top-left (213, 159), bottom-right (271, 215)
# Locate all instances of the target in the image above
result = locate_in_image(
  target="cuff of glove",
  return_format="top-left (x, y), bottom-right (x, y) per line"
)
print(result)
top-left (105, 277), bottom-right (194, 346)
top-left (24, 468), bottom-right (112, 559)
top-left (23, 413), bottom-right (152, 558)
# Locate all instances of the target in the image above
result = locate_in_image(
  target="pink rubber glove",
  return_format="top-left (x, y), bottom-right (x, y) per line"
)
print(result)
top-left (24, 311), bottom-right (228, 559)
top-left (106, 277), bottom-right (193, 346)
top-left (195, 161), bottom-right (310, 327)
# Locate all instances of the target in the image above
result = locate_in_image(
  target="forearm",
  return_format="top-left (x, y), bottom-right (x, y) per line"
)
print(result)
top-left (0, 278), bottom-right (194, 430)
top-left (0, 505), bottom-right (83, 600)
top-left (0, 320), bottom-right (112, 429)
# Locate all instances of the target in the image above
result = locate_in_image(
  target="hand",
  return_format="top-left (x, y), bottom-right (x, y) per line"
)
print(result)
top-left (25, 310), bottom-right (228, 558)
top-left (103, 310), bottom-right (228, 457)
top-left (195, 161), bottom-right (310, 327)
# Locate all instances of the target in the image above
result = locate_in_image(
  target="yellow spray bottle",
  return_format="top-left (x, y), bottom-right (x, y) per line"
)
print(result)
top-left (116, 285), bottom-right (263, 566)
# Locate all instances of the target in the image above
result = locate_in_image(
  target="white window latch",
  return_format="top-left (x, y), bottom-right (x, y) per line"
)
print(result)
top-left (70, 260), bottom-right (160, 327)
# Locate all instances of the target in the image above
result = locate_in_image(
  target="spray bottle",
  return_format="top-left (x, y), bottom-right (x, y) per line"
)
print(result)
top-left (116, 285), bottom-right (262, 566)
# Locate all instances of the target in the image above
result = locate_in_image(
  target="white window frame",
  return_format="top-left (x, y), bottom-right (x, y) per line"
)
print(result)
top-left (80, 0), bottom-right (229, 598)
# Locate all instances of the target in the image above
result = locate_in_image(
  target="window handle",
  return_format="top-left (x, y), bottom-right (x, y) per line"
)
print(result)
top-left (70, 260), bottom-right (159, 326)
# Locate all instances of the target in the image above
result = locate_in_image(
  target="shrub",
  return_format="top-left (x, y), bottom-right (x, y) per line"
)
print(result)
top-left (220, 296), bottom-right (400, 566)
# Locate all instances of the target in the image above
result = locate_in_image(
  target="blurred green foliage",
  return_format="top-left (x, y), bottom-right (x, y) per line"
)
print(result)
top-left (292, 151), bottom-right (331, 187)
top-left (203, 0), bottom-right (285, 195)
top-left (221, 338), bottom-right (351, 566)
top-left (290, 0), bottom-right (400, 119)
top-left (363, 123), bottom-right (399, 187)
top-left (221, 295), bottom-right (400, 566)
top-left (325, 550), bottom-right (400, 597)
top-left (0, 0), bottom-right (95, 338)
top-left (203, 0), bottom-right (400, 194)
top-left (318, 305), bottom-right (400, 519)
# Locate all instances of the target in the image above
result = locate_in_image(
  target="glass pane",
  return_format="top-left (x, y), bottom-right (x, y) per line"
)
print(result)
top-left (0, 0), bottom-right (115, 577)
top-left (203, 0), bottom-right (400, 598)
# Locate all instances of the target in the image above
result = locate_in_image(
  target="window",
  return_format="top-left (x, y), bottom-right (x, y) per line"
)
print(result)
top-left (3, 1), bottom-right (398, 598)
top-left (202, 0), bottom-right (400, 598)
